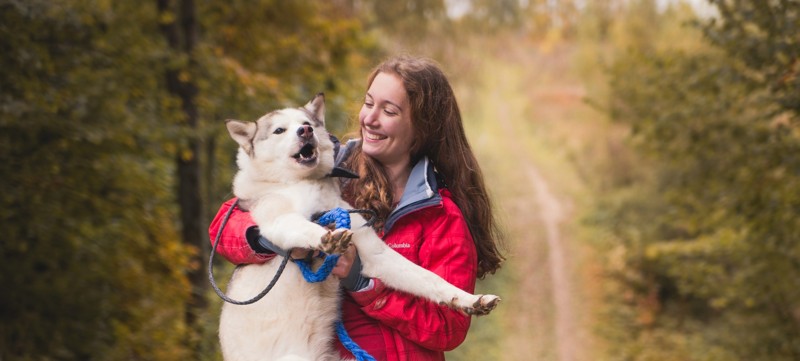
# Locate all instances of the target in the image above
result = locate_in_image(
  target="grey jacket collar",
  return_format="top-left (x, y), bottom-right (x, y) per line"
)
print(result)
top-left (384, 157), bottom-right (441, 234)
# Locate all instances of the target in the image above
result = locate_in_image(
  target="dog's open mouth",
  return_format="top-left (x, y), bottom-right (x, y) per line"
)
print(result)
top-left (292, 143), bottom-right (318, 165)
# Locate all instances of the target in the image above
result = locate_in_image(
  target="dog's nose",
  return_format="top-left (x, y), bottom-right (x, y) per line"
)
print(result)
top-left (297, 124), bottom-right (313, 139)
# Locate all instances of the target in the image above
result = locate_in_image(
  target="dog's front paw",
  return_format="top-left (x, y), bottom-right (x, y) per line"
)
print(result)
top-left (444, 294), bottom-right (501, 316)
top-left (320, 228), bottom-right (352, 254)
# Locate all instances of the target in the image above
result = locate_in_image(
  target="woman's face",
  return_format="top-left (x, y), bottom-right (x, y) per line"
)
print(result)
top-left (359, 72), bottom-right (415, 170)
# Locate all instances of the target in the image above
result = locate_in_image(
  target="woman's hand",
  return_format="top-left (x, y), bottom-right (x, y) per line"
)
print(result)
top-left (331, 245), bottom-right (357, 279)
top-left (333, 246), bottom-right (372, 291)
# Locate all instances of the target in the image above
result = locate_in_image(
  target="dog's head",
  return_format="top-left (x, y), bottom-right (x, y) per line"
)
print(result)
top-left (226, 93), bottom-right (335, 183)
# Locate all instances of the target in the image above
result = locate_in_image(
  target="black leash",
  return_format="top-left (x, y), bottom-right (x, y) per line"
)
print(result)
top-left (208, 199), bottom-right (379, 305)
top-left (208, 199), bottom-right (291, 305)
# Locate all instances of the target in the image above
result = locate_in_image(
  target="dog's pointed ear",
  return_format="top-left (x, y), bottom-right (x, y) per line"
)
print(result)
top-left (303, 92), bottom-right (325, 126)
top-left (226, 119), bottom-right (256, 154)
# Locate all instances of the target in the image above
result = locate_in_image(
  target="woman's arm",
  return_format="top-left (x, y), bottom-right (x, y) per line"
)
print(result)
top-left (208, 198), bottom-right (275, 264)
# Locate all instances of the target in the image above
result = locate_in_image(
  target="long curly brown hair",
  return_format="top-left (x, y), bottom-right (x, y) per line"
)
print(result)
top-left (341, 55), bottom-right (505, 278)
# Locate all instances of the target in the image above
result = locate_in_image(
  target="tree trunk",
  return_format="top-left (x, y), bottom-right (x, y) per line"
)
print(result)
top-left (157, 0), bottom-right (206, 352)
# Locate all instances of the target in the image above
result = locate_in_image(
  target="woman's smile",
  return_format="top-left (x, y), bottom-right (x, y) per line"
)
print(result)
top-left (364, 131), bottom-right (388, 141)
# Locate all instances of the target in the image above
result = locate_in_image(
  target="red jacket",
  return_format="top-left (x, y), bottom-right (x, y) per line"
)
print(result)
top-left (208, 157), bottom-right (477, 361)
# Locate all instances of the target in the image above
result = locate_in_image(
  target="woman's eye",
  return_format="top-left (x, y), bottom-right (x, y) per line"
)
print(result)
top-left (364, 102), bottom-right (374, 108)
top-left (384, 109), bottom-right (398, 116)
top-left (273, 128), bottom-right (286, 134)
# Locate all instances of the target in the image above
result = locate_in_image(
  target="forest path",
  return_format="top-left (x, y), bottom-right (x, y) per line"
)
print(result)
top-left (448, 42), bottom-right (598, 361)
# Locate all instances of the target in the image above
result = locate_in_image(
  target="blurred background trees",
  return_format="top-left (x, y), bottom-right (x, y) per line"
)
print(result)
top-left (1, 0), bottom-right (798, 360)
top-left (595, 0), bottom-right (800, 360)
top-left (1, 1), bottom-right (375, 359)
top-left (1, 2), bottom-right (191, 359)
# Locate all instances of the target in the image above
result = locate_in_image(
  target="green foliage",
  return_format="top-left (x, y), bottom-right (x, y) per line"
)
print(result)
top-left (198, 0), bottom-right (379, 133)
top-left (357, 0), bottom-right (449, 41)
top-left (594, 1), bottom-right (800, 360)
top-left (195, 1), bottom-right (381, 219)
top-left (459, 0), bottom-right (526, 33)
top-left (0, 0), bottom-right (379, 359)
top-left (0, 1), bottom-right (192, 359)
top-left (704, 0), bottom-right (800, 114)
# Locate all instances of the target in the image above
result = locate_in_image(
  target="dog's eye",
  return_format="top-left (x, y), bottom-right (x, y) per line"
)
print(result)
top-left (273, 128), bottom-right (286, 134)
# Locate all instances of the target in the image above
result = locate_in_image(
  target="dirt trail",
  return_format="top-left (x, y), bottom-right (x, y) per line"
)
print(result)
top-left (495, 104), bottom-right (579, 361)
top-left (446, 39), bottom-right (597, 361)
top-left (476, 44), bottom-right (590, 361)
top-left (528, 166), bottom-right (575, 361)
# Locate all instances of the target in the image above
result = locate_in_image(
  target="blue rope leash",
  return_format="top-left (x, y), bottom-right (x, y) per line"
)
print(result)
top-left (336, 321), bottom-right (376, 361)
top-left (295, 207), bottom-right (376, 361)
top-left (316, 206), bottom-right (352, 229)
top-left (294, 254), bottom-right (340, 282)
top-left (293, 207), bottom-right (350, 281)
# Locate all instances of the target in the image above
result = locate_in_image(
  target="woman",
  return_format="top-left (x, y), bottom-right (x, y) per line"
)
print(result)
top-left (209, 55), bottom-right (504, 360)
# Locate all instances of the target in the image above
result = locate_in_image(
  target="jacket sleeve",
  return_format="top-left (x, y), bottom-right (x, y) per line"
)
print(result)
top-left (208, 198), bottom-right (275, 265)
top-left (348, 202), bottom-right (477, 351)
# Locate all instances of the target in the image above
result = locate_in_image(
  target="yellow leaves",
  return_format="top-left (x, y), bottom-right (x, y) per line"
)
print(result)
top-left (160, 96), bottom-right (182, 111)
top-left (539, 28), bottom-right (563, 54)
top-left (159, 10), bottom-right (176, 25)
top-left (709, 297), bottom-right (729, 310)
top-left (181, 244), bottom-right (203, 271)
top-left (159, 237), bottom-right (185, 261)
top-left (178, 70), bottom-right (191, 83)
top-left (219, 56), bottom-right (281, 96)
top-left (607, 244), bottom-right (629, 273)
top-left (163, 142), bottom-right (177, 155)
top-left (220, 25), bottom-right (239, 42)
top-left (769, 111), bottom-right (795, 129)
top-left (180, 148), bottom-right (194, 162)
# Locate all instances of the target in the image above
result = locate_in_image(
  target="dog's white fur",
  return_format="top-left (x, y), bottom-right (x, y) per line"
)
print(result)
top-left (219, 94), bottom-right (499, 361)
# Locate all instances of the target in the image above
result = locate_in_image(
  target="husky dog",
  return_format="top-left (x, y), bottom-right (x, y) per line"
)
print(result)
top-left (219, 94), bottom-right (500, 361)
